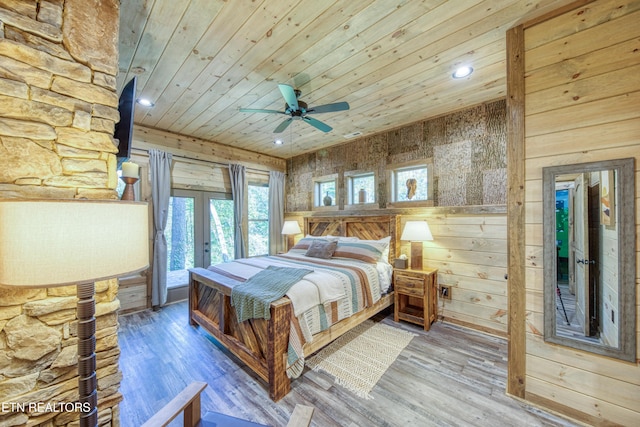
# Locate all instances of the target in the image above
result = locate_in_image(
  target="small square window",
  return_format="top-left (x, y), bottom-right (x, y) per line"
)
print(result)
top-left (347, 172), bottom-right (375, 205)
top-left (318, 181), bottom-right (335, 206)
top-left (313, 174), bottom-right (338, 208)
top-left (387, 160), bottom-right (434, 207)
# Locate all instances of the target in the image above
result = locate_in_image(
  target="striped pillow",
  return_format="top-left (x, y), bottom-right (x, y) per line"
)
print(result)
top-left (333, 240), bottom-right (388, 264)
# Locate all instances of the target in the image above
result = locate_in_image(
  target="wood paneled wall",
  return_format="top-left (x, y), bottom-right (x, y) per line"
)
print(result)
top-left (517, 1), bottom-right (640, 424)
top-left (402, 212), bottom-right (508, 335)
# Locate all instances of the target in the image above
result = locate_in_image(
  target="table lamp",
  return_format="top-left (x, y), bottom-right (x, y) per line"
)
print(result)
top-left (400, 220), bottom-right (433, 270)
top-left (281, 220), bottom-right (302, 252)
top-left (0, 199), bottom-right (149, 427)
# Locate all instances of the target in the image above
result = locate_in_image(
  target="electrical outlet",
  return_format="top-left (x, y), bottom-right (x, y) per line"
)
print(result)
top-left (439, 285), bottom-right (451, 300)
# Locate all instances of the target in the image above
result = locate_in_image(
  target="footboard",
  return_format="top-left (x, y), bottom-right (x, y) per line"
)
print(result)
top-left (188, 264), bottom-right (395, 402)
top-left (188, 267), bottom-right (292, 401)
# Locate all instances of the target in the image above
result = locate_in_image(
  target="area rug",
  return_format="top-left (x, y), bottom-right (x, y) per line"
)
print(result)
top-left (306, 320), bottom-right (417, 399)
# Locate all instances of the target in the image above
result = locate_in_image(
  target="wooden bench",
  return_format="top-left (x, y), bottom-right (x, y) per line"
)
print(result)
top-left (141, 381), bottom-right (314, 427)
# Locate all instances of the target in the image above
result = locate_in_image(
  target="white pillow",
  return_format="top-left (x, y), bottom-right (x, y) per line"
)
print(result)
top-left (358, 236), bottom-right (391, 262)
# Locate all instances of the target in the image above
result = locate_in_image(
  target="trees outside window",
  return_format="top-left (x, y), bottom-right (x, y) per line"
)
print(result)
top-left (164, 190), bottom-right (234, 288)
top-left (248, 184), bottom-right (269, 256)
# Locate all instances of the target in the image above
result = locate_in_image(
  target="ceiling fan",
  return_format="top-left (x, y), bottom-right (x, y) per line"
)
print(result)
top-left (240, 84), bottom-right (349, 133)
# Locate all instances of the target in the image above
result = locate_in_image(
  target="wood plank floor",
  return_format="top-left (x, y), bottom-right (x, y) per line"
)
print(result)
top-left (117, 301), bottom-right (580, 427)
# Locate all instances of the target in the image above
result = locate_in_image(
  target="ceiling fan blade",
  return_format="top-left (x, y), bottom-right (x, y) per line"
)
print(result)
top-left (239, 108), bottom-right (284, 114)
top-left (278, 84), bottom-right (299, 111)
top-left (303, 116), bottom-right (332, 133)
top-left (273, 118), bottom-right (293, 133)
top-left (307, 101), bottom-right (350, 114)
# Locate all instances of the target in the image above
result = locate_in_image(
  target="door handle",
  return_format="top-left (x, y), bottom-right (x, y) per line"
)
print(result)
top-left (577, 259), bottom-right (595, 265)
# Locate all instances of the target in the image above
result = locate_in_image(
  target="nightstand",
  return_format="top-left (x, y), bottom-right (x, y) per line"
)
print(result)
top-left (393, 267), bottom-right (438, 331)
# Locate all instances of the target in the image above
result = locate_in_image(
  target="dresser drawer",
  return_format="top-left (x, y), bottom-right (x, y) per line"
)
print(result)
top-left (394, 273), bottom-right (424, 296)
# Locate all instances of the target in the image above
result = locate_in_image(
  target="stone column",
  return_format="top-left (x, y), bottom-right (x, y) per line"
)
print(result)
top-left (0, 1), bottom-right (124, 425)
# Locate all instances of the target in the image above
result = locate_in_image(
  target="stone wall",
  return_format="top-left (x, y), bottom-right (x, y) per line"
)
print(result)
top-left (0, 0), bottom-right (123, 426)
top-left (286, 99), bottom-right (507, 212)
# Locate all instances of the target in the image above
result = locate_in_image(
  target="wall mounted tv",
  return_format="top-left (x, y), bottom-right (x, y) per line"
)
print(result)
top-left (115, 76), bottom-right (137, 166)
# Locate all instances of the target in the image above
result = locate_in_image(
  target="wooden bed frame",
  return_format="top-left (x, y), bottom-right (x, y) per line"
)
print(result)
top-left (188, 215), bottom-right (398, 401)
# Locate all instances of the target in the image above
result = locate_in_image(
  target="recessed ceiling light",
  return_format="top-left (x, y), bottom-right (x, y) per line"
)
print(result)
top-left (273, 138), bottom-right (284, 145)
top-left (136, 98), bottom-right (155, 107)
top-left (452, 66), bottom-right (473, 79)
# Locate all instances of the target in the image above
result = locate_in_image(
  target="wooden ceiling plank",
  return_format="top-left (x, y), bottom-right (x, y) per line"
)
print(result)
top-left (172, 2), bottom-right (380, 139)
top-left (139, 0), bottom-right (269, 128)
top-left (121, 0), bottom-right (193, 99)
top-left (297, 0), bottom-right (530, 115)
top-left (165, 0), bottom-right (346, 135)
top-left (150, 0), bottom-right (306, 131)
top-left (220, 14), bottom-right (506, 142)
top-left (134, 0), bottom-right (226, 122)
top-left (218, 0), bottom-right (511, 141)
top-left (191, 0), bottom-right (451, 140)
top-left (117, 0), bottom-right (577, 159)
top-left (277, 0), bottom-right (471, 105)
top-left (170, 0), bottom-right (408, 136)
top-left (333, 39), bottom-right (506, 120)
top-left (236, 56), bottom-right (507, 157)
top-left (117, 0), bottom-right (157, 92)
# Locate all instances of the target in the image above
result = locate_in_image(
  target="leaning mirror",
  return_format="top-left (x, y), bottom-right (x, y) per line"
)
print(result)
top-left (543, 158), bottom-right (636, 362)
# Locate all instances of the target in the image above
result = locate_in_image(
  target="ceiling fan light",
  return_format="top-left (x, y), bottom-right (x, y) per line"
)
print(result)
top-left (452, 66), bottom-right (473, 79)
top-left (136, 98), bottom-right (155, 107)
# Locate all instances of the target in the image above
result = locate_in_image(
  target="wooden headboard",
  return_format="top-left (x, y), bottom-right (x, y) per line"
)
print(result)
top-left (304, 215), bottom-right (398, 263)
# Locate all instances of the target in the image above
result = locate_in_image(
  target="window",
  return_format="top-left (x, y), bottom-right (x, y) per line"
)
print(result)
top-left (346, 172), bottom-right (375, 205)
top-left (388, 160), bottom-right (433, 206)
top-left (248, 183), bottom-right (269, 256)
top-left (312, 174), bottom-right (338, 208)
top-left (165, 190), bottom-right (234, 288)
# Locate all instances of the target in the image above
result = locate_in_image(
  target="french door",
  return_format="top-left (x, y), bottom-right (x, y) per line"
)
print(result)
top-left (165, 189), bottom-right (234, 287)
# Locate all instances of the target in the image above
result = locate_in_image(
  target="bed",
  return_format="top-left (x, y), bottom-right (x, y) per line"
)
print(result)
top-left (188, 215), bottom-right (398, 401)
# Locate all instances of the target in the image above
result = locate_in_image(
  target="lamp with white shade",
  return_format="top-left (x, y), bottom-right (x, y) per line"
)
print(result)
top-left (281, 220), bottom-right (302, 252)
top-left (0, 199), bottom-right (149, 427)
top-left (400, 220), bottom-right (434, 270)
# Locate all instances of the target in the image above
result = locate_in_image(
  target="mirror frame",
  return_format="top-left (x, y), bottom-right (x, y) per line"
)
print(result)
top-left (543, 158), bottom-right (636, 362)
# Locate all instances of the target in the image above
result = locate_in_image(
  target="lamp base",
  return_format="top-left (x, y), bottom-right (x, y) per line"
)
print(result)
top-left (77, 282), bottom-right (98, 427)
top-left (120, 176), bottom-right (139, 201)
top-left (286, 235), bottom-right (295, 252)
top-left (410, 241), bottom-right (423, 270)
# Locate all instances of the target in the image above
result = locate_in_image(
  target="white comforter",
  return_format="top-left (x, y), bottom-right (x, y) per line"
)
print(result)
top-left (210, 252), bottom-right (391, 316)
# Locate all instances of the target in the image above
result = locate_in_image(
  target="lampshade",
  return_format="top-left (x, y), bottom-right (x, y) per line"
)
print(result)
top-left (0, 199), bottom-right (149, 288)
top-left (281, 220), bottom-right (302, 235)
top-left (400, 220), bottom-right (433, 242)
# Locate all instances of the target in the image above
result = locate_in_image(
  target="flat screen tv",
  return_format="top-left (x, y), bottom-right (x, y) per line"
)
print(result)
top-left (115, 76), bottom-right (137, 166)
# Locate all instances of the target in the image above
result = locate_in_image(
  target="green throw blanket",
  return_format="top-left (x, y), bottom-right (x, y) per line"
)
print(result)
top-left (231, 266), bottom-right (313, 322)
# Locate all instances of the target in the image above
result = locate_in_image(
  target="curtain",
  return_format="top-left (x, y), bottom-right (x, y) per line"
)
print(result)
top-left (149, 149), bottom-right (172, 307)
top-left (268, 171), bottom-right (285, 255)
top-left (229, 164), bottom-right (246, 259)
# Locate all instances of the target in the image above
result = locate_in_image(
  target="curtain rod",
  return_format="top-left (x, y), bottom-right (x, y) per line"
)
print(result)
top-left (130, 147), bottom-right (272, 174)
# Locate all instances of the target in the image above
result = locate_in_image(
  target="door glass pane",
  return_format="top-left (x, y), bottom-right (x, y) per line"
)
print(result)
top-left (209, 198), bottom-right (234, 264)
top-left (165, 196), bottom-right (195, 287)
top-left (248, 185), bottom-right (269, 257)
